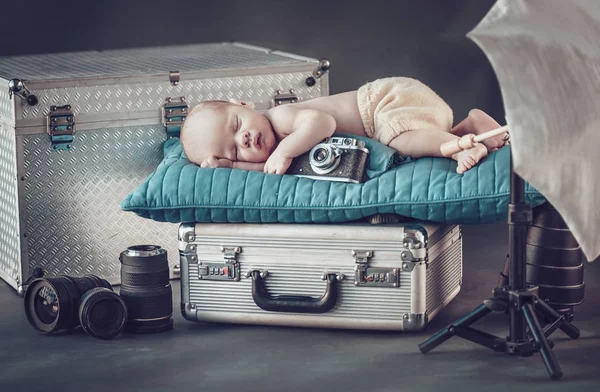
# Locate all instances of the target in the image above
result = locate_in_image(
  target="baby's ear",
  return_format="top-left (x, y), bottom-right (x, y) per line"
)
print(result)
top-left (229, 99), bottom-right (256, 110)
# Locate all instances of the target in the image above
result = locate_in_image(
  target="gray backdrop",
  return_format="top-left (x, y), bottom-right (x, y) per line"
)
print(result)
top-left (0, 0), bottom-right (503, 123)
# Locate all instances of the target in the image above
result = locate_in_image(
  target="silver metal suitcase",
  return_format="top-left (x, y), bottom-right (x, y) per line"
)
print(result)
top-left (0, 42), bottom-right (330, 294)
top-left (179, 222), bottom-right (462, 331)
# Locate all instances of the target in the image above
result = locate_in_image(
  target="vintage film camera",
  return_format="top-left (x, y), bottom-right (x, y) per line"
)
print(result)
top-left (287, 136), bottom-right (369, 183)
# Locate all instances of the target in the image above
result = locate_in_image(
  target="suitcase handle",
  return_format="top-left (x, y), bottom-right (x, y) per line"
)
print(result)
top-left (250, 271), bottom-right (338, 314)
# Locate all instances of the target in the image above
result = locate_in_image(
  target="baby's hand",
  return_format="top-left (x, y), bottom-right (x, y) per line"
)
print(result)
top-left (200, 156), bottom-right (233, 169)
top-left (263, 151), bottom-right (292, 175)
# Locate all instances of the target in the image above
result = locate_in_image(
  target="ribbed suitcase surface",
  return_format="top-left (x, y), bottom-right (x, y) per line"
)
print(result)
top-left (179, 222), bottom-right (462, 331)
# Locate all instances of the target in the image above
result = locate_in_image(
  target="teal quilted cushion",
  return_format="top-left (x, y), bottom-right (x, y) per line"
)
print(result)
top-left (120, 135), bottom-right (545, 224)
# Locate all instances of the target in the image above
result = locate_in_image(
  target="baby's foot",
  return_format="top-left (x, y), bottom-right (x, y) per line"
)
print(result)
top-left (467, 109), bottom-right (509, 152)
top-left (452, 144), bottom-right (488, 174)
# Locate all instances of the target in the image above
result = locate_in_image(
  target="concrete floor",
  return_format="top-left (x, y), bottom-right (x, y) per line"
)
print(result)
top-left (1, 222), bottom-right (599, 392)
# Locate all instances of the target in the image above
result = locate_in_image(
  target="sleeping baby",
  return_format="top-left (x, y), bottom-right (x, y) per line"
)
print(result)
top-left (180, 77), bottom-right (509, 175)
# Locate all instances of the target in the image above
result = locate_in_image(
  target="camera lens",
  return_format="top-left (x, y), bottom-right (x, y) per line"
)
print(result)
top-left (313, 147), bottom-right (329, 163)
top-left (33, 286), bottom-right (59, 324)
top-left (24, 275), bottom-right (112, 334)
top-left (119, 245), bottom-right (174, 334)
top-left (79, 287), bottom-right (128, 340)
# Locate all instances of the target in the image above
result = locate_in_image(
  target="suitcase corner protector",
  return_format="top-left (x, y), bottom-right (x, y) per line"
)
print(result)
top-left (403, 312), bottom-right (428, 332)
top-left (178, 223), bottom-right (196, 242)
top-left (181, 302), bottom-right (197, 321)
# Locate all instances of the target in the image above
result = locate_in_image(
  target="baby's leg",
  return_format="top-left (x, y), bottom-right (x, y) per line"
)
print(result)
top-left (451, 109), bottom-right (508, 152)
top-left (387, 128), bottom-right (488, 174)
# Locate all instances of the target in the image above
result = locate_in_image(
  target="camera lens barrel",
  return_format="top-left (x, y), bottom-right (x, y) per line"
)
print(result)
top-left (79, 287), bottom-right (128, 340)
top-left (24, 275), bottom-right (112, 335)
top-left (119, 245), bottom-right (174, 333)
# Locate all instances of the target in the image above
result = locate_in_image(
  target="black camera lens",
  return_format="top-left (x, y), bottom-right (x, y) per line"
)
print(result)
top-left (33, 286), bottom-right (59, 324)
top-left (119, 245), bottom-right (174, 334)
top-left (79, 287), bottom-right (128, 340)
top-left (24, 275), bottom-right (112, 334)
top-left (313, 147), bottom-right (328, 163)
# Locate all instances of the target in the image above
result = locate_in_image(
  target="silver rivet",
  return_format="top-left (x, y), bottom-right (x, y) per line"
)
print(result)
top-left (403, 263), bottom-right (408, 269)
top-left (403, 314), bottom-right (409, 319)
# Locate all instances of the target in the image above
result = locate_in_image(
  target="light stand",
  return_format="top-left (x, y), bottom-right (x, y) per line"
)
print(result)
top-left (418, 153), bottom-right (580, 380)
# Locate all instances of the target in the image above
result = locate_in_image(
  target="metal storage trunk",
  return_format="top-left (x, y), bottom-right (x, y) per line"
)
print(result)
top-left (0, 42), bottom-right (330, 294)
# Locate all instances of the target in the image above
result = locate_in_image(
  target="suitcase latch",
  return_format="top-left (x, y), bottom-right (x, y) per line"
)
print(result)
top-left (46, 105), bottom-right (75, 151)
top-left (352, 250), bottom-right (399, 288)
top-left (197, 246), bottom-right (241, 282)
top-left (273, 89), bottom-right (298, 106)
top-left (162, 97), bottom-right (189, 138)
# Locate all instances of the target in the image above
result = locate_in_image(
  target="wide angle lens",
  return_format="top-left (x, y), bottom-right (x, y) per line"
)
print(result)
top-left (24, 275), bottom-right (112, 334)
top-left (33, 286), bottom-right (59, 324)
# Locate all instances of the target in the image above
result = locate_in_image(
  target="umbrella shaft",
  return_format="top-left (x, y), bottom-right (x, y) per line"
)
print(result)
top-left (508, 156), bottom-right (532, 341)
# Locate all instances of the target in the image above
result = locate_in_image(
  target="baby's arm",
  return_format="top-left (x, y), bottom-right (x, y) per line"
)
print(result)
top-left (264, 105), bottom-right (336, 174)
top-left (200, 156), bottom-right (264, 171)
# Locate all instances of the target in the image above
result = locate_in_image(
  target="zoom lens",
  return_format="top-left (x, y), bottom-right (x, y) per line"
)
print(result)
top-left (79, 287), bottom-right (128, 340)
top-left (24, 275), bottom-right (112, 334)
top-left (119, 245), bottom-right (174, 333)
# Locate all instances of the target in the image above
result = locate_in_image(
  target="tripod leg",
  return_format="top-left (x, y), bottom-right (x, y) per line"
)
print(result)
top-left (419, 303), bottom-right (492, 353)
top-left (536, 298), bottom-right (580, 339)
top-left (522, 303), bottom-right (563, 380)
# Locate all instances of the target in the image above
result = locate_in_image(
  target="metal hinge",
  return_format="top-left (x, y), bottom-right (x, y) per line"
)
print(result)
top-left (162, 97), bottom-right (189, 138)
top-left (8, 79), bottom-right (38, 106)
top-left (273, 89), bottom-right (298, 106)
top-left (169, 71), bottom-right (181, 86)
top-left (352, 249), bottom-right (399, 288)
top-left (46, 105), bottom-right (75, 151)
top-left (400, 228), bottom-right (428, 271)
top-left (305, 59), bottom-right (331, 87)
top-left (197, 246), bottom-right (241, 282)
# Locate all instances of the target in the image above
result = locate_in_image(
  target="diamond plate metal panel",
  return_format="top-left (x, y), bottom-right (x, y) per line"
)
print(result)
top-left (0, 81), bottom-right (15, 122)
top-left (22, 126), bottom-right (179, 283)
top-left (19, 73), bottom-right (322, 121)
top-left (0, 95), bottom-right (20, 288)
top-left (0, 43), bottom-right (302, 82)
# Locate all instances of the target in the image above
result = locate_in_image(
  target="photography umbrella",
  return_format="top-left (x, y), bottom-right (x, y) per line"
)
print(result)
top-left (469, 0), bottom-right (600, 262)
top-left (419, 0), bottom-right (598, 380)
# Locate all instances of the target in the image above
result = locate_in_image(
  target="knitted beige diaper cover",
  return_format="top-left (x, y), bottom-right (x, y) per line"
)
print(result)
top-left (356, 77), bottom-right (453, 145)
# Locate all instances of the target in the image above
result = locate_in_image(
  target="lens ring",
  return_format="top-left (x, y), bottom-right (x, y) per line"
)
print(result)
top-left (24, 279), bottom-right (61, 333)
top-left (310, 145), bottom-right (333, 168)
top-left (124, 245), bottom-right (163, 257)
top-left (79, 287), bottom-right (128, 340)
top-left (309, 144), bottom-right (341, 175)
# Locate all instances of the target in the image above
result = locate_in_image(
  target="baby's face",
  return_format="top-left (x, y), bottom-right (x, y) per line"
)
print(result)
top-left (187, 103), bottom-right (276, 163)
